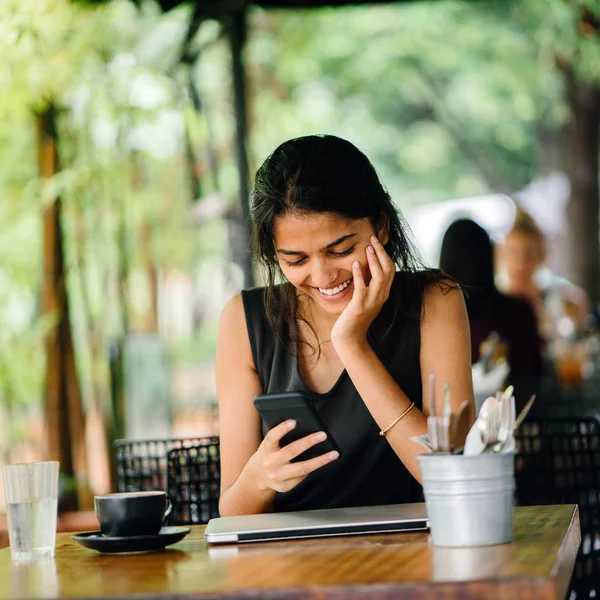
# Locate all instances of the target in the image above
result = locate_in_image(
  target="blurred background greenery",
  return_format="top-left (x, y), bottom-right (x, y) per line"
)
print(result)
top-left (0, 0), bottom-right (598, 507)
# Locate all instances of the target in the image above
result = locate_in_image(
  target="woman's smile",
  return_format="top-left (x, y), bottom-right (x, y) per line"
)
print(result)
top-left (315, 277), bottom-right (354, 301)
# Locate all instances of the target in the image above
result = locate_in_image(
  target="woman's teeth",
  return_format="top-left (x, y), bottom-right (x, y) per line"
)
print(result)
top-left (318, 278), bottom-right (352, 296)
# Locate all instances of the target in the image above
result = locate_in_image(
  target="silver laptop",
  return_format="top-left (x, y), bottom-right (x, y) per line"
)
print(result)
top-left (205, 502), bottom-right (429, 544)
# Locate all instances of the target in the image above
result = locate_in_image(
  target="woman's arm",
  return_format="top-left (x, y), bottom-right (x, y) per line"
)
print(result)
top-left (216, 294), bottom-right (275, 516)
top-left (419, 282), bottom-right (475, 419)
top-left (335, 280), bottom-right (474, 483)
top-left (217, 294), bottom-right (339, 516)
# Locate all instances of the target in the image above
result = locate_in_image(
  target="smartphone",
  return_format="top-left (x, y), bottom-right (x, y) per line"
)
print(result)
top-left (253, 391), bottom-right (340, 462)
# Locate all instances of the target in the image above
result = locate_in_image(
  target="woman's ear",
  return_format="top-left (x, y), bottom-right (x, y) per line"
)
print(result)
top-left (377, 216), bottom-right (390, 246)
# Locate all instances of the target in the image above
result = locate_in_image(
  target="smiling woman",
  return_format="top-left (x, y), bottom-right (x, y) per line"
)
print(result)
top-left (216, 135), bottom-right (474, 517)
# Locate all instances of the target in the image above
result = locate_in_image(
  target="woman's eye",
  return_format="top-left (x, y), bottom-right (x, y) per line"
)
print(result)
top-left (283, 246), bottom-right (354, 266)
top-left (330, 246), bottom-right (355, 258)
top-left (285, 257), bottom-right (307, 267)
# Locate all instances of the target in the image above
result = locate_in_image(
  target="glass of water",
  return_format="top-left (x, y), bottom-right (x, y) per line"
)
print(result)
top-left (3, 461), bottom-right (59, 561)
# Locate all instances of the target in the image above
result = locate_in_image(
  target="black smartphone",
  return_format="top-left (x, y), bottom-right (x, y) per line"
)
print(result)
top-left (253, 391), bottom-right (340, 462)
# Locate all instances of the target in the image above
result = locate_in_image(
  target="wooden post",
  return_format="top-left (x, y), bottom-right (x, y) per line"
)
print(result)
top-left (229, 8), bottom-right (255, 288)
top-left (107, 340), bottom-right (125, 492)
top-left (563, 72), bottom-right (600, 309)
top-left (37, 103), bottom-right (89, 511)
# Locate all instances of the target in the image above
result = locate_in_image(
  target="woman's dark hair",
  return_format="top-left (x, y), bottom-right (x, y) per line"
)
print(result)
top-left (251, 134), bottom-right (434, 354)
top-left (439, 218), bottom-right (497, 316)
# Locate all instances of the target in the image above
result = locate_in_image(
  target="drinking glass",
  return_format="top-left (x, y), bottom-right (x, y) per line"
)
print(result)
top-left (3, 461), bottom-right (59, 561)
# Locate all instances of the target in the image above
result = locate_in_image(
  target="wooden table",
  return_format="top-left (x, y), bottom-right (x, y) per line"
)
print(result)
top-left (0, 505), bottom-right (580, 600)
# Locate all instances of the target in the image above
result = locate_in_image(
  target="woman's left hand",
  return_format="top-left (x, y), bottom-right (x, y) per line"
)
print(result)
top-left (331, 235), bottom-right (395, 351)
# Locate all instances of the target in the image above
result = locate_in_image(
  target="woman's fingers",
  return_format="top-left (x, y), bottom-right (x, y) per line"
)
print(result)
top-left (278, 431), bottom-right (329, 463)
top-left (370, 235), bottom-right (395, 294)
top-left (261, 430), bottom-right (339, 493)
top-left (371, 235), bottom-right (395, 273)
top-left (277, 449), bottom-right (340, 481)
top-left (263, 419), bottom-right (296, 449)
top-left (366, 243), bottom-right (385, 289)
top-left (351, 261), bottom-right (367, 305)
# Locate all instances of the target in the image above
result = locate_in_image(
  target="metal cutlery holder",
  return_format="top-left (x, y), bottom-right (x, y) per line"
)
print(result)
top-left (418, 452), bottom-right (515, 547)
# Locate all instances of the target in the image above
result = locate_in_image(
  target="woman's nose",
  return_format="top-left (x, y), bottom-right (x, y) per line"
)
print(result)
top-left (311, 261), bottom-right (336, 286)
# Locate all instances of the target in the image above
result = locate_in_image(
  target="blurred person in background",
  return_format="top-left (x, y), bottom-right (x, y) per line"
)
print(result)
top-left (500, 209), bottom-right (594, 389)
top-left (440, 218), bottom-right (543, 412)
top-left (500, 208), bottom-right (591, 342)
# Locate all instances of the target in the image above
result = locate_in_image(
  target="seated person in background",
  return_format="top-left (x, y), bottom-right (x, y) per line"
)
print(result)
top-left (217, 135), bottom-right (474, 517)
top-left (439, 218), bottom-right (543, 412)
top-left (500, 208), bottom-right (591, 344)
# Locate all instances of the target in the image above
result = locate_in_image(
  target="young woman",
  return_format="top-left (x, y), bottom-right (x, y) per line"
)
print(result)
top-left (216, 135), bottom-right (474, 517)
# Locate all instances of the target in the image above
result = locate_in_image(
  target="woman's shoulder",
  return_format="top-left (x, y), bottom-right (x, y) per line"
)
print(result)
top-left (393, 268), bottom-right (456, 289)
top-left (233, 287), bottom-right (267, 340)
top-left (219, 293), bottom-right (247, 333)
top-left (220, 287), bottom-right (268, 331)
top-left (220, 287), bottom-right (273, 372)
top-left (392, 269), bottom-right (459, 310)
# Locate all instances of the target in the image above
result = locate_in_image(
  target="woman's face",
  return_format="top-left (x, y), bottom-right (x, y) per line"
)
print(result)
top-left (502, 230), bottom-right (543, 290)
top-left (273, 211), bottom-right (385, 316)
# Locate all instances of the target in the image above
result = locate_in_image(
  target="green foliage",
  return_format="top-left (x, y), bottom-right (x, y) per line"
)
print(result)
top-left (245, 1), bottom-right (576, 204)
top-left (0, 0), bottom-right (206, 461)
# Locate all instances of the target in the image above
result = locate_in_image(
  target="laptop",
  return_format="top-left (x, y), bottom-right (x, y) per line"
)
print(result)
top-left (204, 502), bottom-right (429, 544)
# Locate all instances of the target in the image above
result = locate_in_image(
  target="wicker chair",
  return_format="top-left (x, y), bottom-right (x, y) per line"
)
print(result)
top-left (515, 417), bottom-right (600, 599)
top-left (166, 443), bottom-right (220, 525)
top-left (114, 437), bottom-right (220, 525)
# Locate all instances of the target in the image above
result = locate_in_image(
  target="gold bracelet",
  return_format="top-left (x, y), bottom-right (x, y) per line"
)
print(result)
top-left (379, 402), bottom-right (415, 436)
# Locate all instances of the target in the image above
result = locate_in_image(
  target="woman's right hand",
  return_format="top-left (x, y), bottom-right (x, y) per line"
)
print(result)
top-left (250, 420), bottom-right (340, 494)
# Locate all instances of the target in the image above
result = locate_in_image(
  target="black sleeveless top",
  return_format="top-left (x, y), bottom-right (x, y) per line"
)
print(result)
top-left (242, 271), bottom-right (430, 512)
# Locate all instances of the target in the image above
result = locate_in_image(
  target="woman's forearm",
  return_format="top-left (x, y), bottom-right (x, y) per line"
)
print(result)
top-left (218, 455), bottom-right (276, 517)
top-left (336, 341), bottom-right (427, 482)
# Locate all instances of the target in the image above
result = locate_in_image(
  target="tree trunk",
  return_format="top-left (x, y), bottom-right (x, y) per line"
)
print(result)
top-left (228, 10), bottom-right (255, 288)
top-left (37, 104), bottom-right (89, 511)
top-left (564, 73), bottom-right (600, 308)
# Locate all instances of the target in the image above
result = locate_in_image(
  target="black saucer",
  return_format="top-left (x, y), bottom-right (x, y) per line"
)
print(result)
top-left (72, 526), bottom-right (191, 555)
